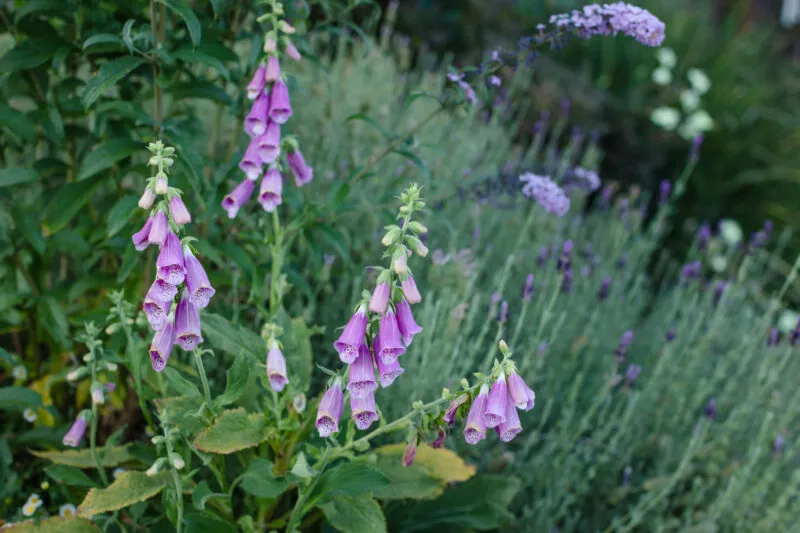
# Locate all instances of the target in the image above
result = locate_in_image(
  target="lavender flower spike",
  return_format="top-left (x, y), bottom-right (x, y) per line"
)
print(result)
top-left (316, 378), bottom-right (344, 437)
top-left (333, 305), bottom-right (368, 364)
top-left (245, 92), bottom-right (270, 137)
top-left (464, 384), bottom-right (489, 445)
top-left (148, 210), bottom-right (169, 246)
top-left (346, 344), bottom-right (377, 399)
top-left (239, 137), bottom-right (264, 181)
top-left (519, 173), bottom-right (570, 216)
top-left (497, 399), bottom-right (522, 442)
top-left (507, 370), bottom-right (535, 411)
top-left (62, 416), bottom-right (88, 447)
top-left (705, 397), bottom-right (717, 420)
top-left (375, 345), bottom-right (405, 387)
top-left (521, 273), bottom-right (535, 301)
top-left (149, 318), bottom-right (175, 372)
top-left (268, 80), bottom-right (293, 124)
top-left (369, 282), bottom-right (390, 314)
top-left (184, 246), bottom-right (215, 309)
top-left (169, 195), bottom-right (192, 225)
top-left (401, 275), bottom-right (422, 304)
top-left (442, 393), bottom-right (469, 426)
top-left (351, 390), bottom-right (379, 430)
top-left (246, 64), bottom-right (266, 100)
top-left (266, 340), bottom-right (289, 392)
top-left (143, 286), bottom-right (171, 331)
top-left (484, 373), bottom-right (509, 428)
top-left (258, 168), bottom-right (283, 213)
top-left (156, 232), bottom-right (186, 285)
top-left (174, 293), bottom-right (203, 351)
top-left (264, 55), bottom-right (281, 83)
top-left (256, 121), bottom-right (281, 164)
top-left (222, 178), bottom-right (255, 219)
top-left (132, 216), bottom-right (154, 251)
top-left (376, 309), bottom-right (406, 364)
top-left (659, 180), bottom-right (671, 204)
top-left (395, 299), bottom-right (422, 346)
top-left (287, 150), bottom-right (314, 187)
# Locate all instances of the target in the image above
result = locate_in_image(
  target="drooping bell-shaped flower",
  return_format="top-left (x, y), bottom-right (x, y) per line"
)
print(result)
top-left (222, 178), bottom-right (255, 219)
top-left (258, 168), bottom-right (283, 212)
top-left (169, 195), bottom-right (191, 226)
top-left (369, 282), bottom-right (390, 314)
top-left (464, 385), bottom-right (489, 444)
top-left (285, 40), bottom-right (302, 61)
top-left (333, 305), bottom-right (368, 364)
top-left (266, 340), bottom-right (288, 392)
top-left (174, 293), bottom-right (203, 351)
top-left (316, 378), bottom-right (344, 438)
top-left (143, 286), bottom-right (172, 331)
top-left (268, 80), bottom-right (293, 124)
top-left (183, 246), bottom-right (215, 309)
top-left (484, 373), bottom-right (508, 428)
top-left (347, 344), bottom-right (377, 399)
top-left (149, 278), bottom-right (177, 302)
top-left (264, 55), bottom-right (281, 83)
top-left (395, 299), bottom-right (422, 346)
top-left (374, 343), bottom-right (404, 387)
top-left (132, 216), bottom-right (154, 251)
top-left (401, 275), bottom-right (422, 304)
top-left (442, 393), bottom-right (469, 427)
top-left (256, 121), bottom-right (281, 164)
top-left (497, 399), bottom-right (522, 442)
top-left (246, 64), bottom-right (267, 100)
top-left (139, 188), bottom-right (156, 209)
top-left (239, 137), bottom-right (263, 181)
top-left (149, 318), bottom-right (175, 372)
top-left (245, 92), bottom-right (270, 137)
top-left (286, 150), bottom-right (313, 187)
top-left (148, 210), bottom-right (169, 246)
top-left (62, 416), bottom-right (88, 447)
top-left (376, 309), bottom-right (405, 364)
top-left (351, 390), bottom-right (378, 430)
top-left (507, 370), bottom-right (535, 411)
top-left (156, 232), bottom-right (186, 285)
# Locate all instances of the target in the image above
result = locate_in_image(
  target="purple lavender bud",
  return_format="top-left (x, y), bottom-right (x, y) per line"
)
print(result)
top-left (560, 98), bottom-right (570, 116)
top-left (351, 390), bottom-right (378, 430)
top-left (238, 137), bottom-right (263, 181)
top-left (690, 134), bottom-right (703, 161)
top-left (432, 428), bottom-right (447, 448)
top-left (582, 242), bottom-right (593, 259)
top-left (266, 340), bottom-right (288, 392)
top-left (375, 343), bottom-right (404, 387)
top-left (773, 434), bottom-right (784, 455)
top-left (222, 178), bottom-right (255, 219)
top-left (264, 55), bottom-right (280, 83)
top-left (401, 275), bottom-right (422, 304)
top-left (132, 216), bottom-right (154, 251)
top-left (537, 342), bottom-right (548, 356)
top-left (615, 330), bottom-right (633, 362)
top-left (749, 230), bottom-right (768, 251)
top-left (666, 326), bottom-right (676, 343)
top-left (625, 364), bottom-right (642, 388)
top-left (149, 318), bottom-right (175, 372)
top-left (767, 328), bottom-right (780, 347)
top-left (369, 282), bottom-right (390, 314)
top-left (617, 254), bottom-right (627, 270)
top-left (696, 222), bottom-right (711, 249)
top-left (143, 287), bottom-right (172, 331)
top-left (287, 150), bottom-right (313, 187)
top-left (169, 196), bottom-right (191, 226)
top-left (581, 265), bottom-right (593, 279)
top-left (622, 466), bottom-right (632, 487)
top-left (561, 269), bottom-right (573, 294)
top-left (376, 309), bottom-right (406, 364)
top-left (713, 280), bottom-right (726, 306)
top-left (156, 232), bottom-right (186, 285)
top-left (395, 299), bottom-right (422, 346)
top-left (507, 370), bottom-right (535, 411)
top-left (256, 121), bottom-right (281, 164)
top-left (497, 399), bottom-right (522, 442)
top-left (347, 344), bottom-right (377, 399)
top-left (484, 374), bottom-right (509, 428)
top-left (442, 394), bottom-right (469, 426)
top-left (705, 397), bottom-right (717, 420)
top-left (521, 273), bottom-right (535, 301)
top-left (557, 240), bottom-right (574, 273)
top-left (333, 305), bottom-right (368, 364)
top-left (174, 293), bottom-right (203, 351)
top-left (464, 385), bottom-right (489, 444)
top-left (497, 301), bottom-right (509, 322)
top-left (791, 320), bottom-right (800, 346)
top-left (258, 168), bottom-right (283, 213)
top-left (62, 416), bottom-right (88, 447)
top-left (149, 278), bottom-right (177, 302)
top-left (183, 246), bottom-right (215, 309)
top-left (246, 64), bottom-right (266, 100)
top-left (316, 378), bottom-right (344, 437)
top-left (285, 41), bottom-right (302, 61)
top-left (598, 276), bottom-right (612, 301)
top-left (402, 438), bottom-right (418, 467)
top-left (148, 210), bottom-right (169, 246)
top-left (764, 220), bottom-right (773, 234)
top-left (268, 80), bottom-right (293, 125)
top-left (659, 180), bottom-right (671, 204)
top-left (537, 246), bottom-right (548, 267)
top-left (680, 260), bottom-right (702, 281)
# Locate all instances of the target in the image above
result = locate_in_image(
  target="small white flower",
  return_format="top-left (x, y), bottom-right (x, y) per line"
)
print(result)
top-left (679, 89), bottom-right (700, 111)
top-left (23, 408), bottom-right (37, 423)
top-left (91, 387), bottom-right (105, 405)
top-left (779, 310), bottom-right (798, 333)
top-left (710, 255), bottom-right (728, 273)
top-left (651, 66), bottom-right (672, 85)
top-left (685, 110), bottom-right (714, 132)
top-left (650, 107), bottom-right (680, 131)
top-left (146, 462), bottom-right (161, 477)
top-left (718, 219), bottom-right (743, 246)
top-left (12, 365), bottom-right (27, 380)
top-left (59, 504), bottom-right (77, 517)
top-left (656, 47), bottom-right (677, 68)
top-left (112, 468), bottom-right (126, 479)
top-left (25, 494), bottom-right (42, 507)
top-left (22, 502), bottom-right (38, 517)
top-left (66, 368), bottom-right (82, 382)
top-left (687, 68), bottom-right (711, 94)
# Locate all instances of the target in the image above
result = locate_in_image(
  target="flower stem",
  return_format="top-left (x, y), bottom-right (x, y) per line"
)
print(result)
top-left (89, 358), bottom-right (109, 486)
top-left (269, 209), bottom-right (283, 316)
top-left (193, 349), bottom-right (213, 409)
top-left (285, 448), bottom-right (332, 532)
top-left (163, 423), bottom-right (184, 533)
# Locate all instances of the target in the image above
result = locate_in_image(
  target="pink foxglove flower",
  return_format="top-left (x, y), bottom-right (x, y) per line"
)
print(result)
top-left (268, 80), bottom-right (293, 124)
top-left (148, 210), bottom-right (169, 246)
top-left (369, 282), bottom-right (390, 314)
top-left (333, 305), bottom-right (368, 364)
top-left (174, 294), bottom-right (203, 351)
top-left (484, 374), bottom-right (508, 428)
top-left (149, 278), bottom-right (177, 302)
top-left (169, 196), bottom-right (192, 225)
top-left (245, 92), bottom-right (270, 136)
top-left (239, 138), bottom-right (263, 181)
top-left (442, 394), bottom-right (469, 427)
top-left (264, 55), bottom-right (281, 83)
top-left (287, 150), bottom-right (313, 186)
top-left (375, 349), bottom-right (404, 387)
top-left (395, 299), bottom-right (422, 345)
top-left (316, 378), bottom-right (344, 437)
top-left (183, 246), bottom-right (215, 309)
top-left (258, 168), bottom-right (283, 212)
top-left (464, 385), bottom-right (489, 444)
top-left (401, 275), bottom-right (422, 304)
top-left (62, 416), bottom-right (87, 447)
top-left (376, 309), bottom-right (405, 364)
top-left (347, 344), bottom-right (377, 399)
top-left (150, 318), bottom-right (175, 372)
top-left (222, 178), bottom-right (255, 219)
top-left (156, 232), bottom-right (186, 285)
top-left (139, 188), bottom-right (155, 209)
top-left (507, 370), bottom-right (535, 411)
top-left (266, 341), bottom-right (288, 392)
top-left (257, 121), bottom-right (281, 164)
top-left (351, 390), bottom-right (378, 430)
top-left (497, 398), bottom-right (522, 442)
top-left (143, 286), bottom-right (171, 331)
top-left (246, 64), bottom-right (267, 100)
top-left (285, 41), bottom-right (302, 61)
top-left (132, 216), bottom-right (154, 251)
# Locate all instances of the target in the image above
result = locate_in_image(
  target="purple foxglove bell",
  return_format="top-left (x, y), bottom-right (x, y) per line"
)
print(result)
top-left (464, 385), bottom-right (489, 444)
top-left (374, 342), bottom-right (404, 387)
top-left (156, 232), bottom-right (186, 285)
top-left (246, 64), bottom-right (267, 100)
top-left (245, 92), bottom-right (270, 136)
top-left (148, 210), bottom-right (169, 246)
top-left (222, 178), bottom-right (255, 219)
top-left (333, 305), bottom-right (368, 364)
top-left (256, 121), bottom-right (281, 164)
top-left (286, 150), bottom-right (313, 186)
top-left (497, 399), bottom-right (522, 442)
top-left (174, 294), bottom-right (203, 351)
top-left (264, 55), bottom-right (280, 83)
top-left (484, 374), bottom-right (508, 428)
top-left (403, 438), bottom-right (417, 467)
top-left (351, 390), bottom-right (378, 430)
top-left (149, 278), bottom-right (177, 302)
top-left (132, 216), bottom-right (154, 251)
top-left (266, 340), bottom-right (288, 392)
top-left (183, 246), bottom-right (215, 309)
top-left (432, 428), bottom-right (447, 448)
top-left (62, 416), bottom-right (88, 447)
top-left (239, 137), bottom-right (263, 181)
top-left (401, 275), bottom-right (422, 304)
top-left (258, 168), bottom-right (283, 212)
top-left (507, 370), bottom-right (535, 411)
top-left (150, 318), bottom-right (175, 372)
top-left (268, 80), bottom-right (292, 124)
top-left (395, 299), bottom-right (422, 345)
top-left (346, 344), bottom-right (377, 399)
top-left (442, 394), bottom-right (469, 427)
top-left (316, 378), bottom-right (344, 437)
top-left (376, 309), bottom-right (405, 364)
top-left (169, 196), bottom-right (191, 225)
top-left (369, 282), bottom-right (390, 314)
top-left (143, 287), bottom-right (172, 331)
top-left (285, 41), bottom-right (302, 61)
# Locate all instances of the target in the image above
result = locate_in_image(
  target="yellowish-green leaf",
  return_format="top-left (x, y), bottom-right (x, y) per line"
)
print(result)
top-left (9, 516), bottom-right (101, 532)
top-left (78, 471), bottom-right (169, 517)
top-left (374, 444), bottom-right (475, 483)
top-left (30, 444), bottom-right (135, 468)
top-left (194, 409), bottom-right (273, 454)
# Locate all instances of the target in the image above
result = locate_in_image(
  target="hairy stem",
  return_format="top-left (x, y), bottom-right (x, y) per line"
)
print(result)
top-left (150, 0), bottom-right (163, 132)
top-left (89, 358), bottom-right (109, 486)
top-left (269, 209), bottom-right (283, 316)
top-left (193, 349), bottom-right (213, 409)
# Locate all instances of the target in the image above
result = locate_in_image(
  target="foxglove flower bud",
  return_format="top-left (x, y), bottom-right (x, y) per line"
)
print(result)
top-left (175, 294), bottom-right (203, 351)
top-left (497, 399), bottom-right (522, 442)
top-left (91, 386), bottom-right (104, 405)
top-left (62, 416), bottom-right (88, 447)
top-left (484, 374), bottom-right (508, 428)
top-left (148, 211), bottom-right (169, 246)
top-left (183, 246), bottom-right (215, 309)
top-left (266, 340), bottom-right (288, 392)
top-left (154, 173), bottom-right (168, 195)
top-left (169, 195), bottom-right (192, 225)
top-left (264, 35), bottom-right (277, 54)
top-left (442, 394), bottom-right (469, 426)
top-left (333, 305), bottom-right (368, 364)
top-left (239, 138), bottom-right (263, 181)
top-left (268, 80), bottom-right (293, 124)
top-left (264, 55), bottom-right (281, 83)
top-left (285, 40), bottom-right (302, 61)
top-left (403, 438), bottom-right (418, 467)
top-left (432, 428), bottom-right (447, 448)
top-left (258, 168), bottom-right (283, 212)
top-left (287, 150), bottom-right (313, 186)
top-left (156, 232), bottom-right (186, 285)
top-left (407, 236), bottom-right (428, 257)
top-left (464, 385), bottom-right (489, 444)
top-left (139, 188), bottom-right (156, 209)
top-left (143, 287), bottom-right (172, 331)
top-left (132, 216), bottom-right (154, 251)
top-left (376, 309), bottom-right (405, 364)
top-left (392, 250), bottom-right (408, 274)
top-left (507, 370), bottom-right (535, 411)
top-left (150, 318), bottom-right (175, 372)
top-left (369, 282), bottom-right (390, 314)
top-left (316, 378), bottom-right (344, 437)
top-left (374, 343), bottom-right (404, 387)
top-left (351, 390), bottom-right (378, 430)
top-left (401, 275), bottom-right (422, 304)
top-left (245, 92), bottom-right (270, 136)
top-left (247, 64), bottom-right (267, 100)
top-left (347, 344), bottom-right (377, 399)
top-left (257, 121), bottom-right (281, 164)
top-left (222, 178), bottom-right (255, 219)
top-left (395, 299), bottom-right (422, 346)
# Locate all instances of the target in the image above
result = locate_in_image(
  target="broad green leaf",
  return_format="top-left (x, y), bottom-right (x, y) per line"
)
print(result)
top-left (163, 367), bottom-right (201, 397)
top-left (310, 462), bottom-right (390, 506)
top-left (167, 82), bottom-right (231, 105)
top-left (83, 33), bottom-right (124, 50)
top-left (370, 460), bottom-right (443, 501)
top-left (0, 37), bottom-right (63, 73)
top-left (0, 104), bottom-right (36, 142)
top-left (214, 241), bottom-right (256, 277)
top-left (0, 386), bottom-right (42, 411)
top-left (82, 56), bottom-right (146, 108)
top-left (374, 444), bottom-right (475, 484)
top-left (240, 459), bottom-right (289, 499)
top-left (107, 194), bottom-right (139, 238)
top-left (12, 205), bottom-right (45, 255)
top-left (9, 516), bottom-right (101, 533)
top-left (154, 395), bottom-right (207, 436)
top-left (194, 409), bottom-right (273, 454)
top-left (13, 0), bottom-right (63, 23)
top-left (215, 353), bottom-right (251, 407)
top-left (44, 179), bottom-right (97, 232)
top-left (77, 138), bottom-right (141, 181)
top-left (78, 471), bottom-right (169, 517)
top-left (171, 47), bottom-right (229, 79)
top-left (183, 511), bottom-right (237, 533)
top-left (346, 113), bottom-right (392, 139)
top-left (31, 445), bottom-right (135, 468)
top-left (38, 295), bottom-right (70, 347)
top-left (45, 464), bottom-right (98, 487)
top-left (319, 494), bottom-right (387, 533)
top-left (0, 168), bottom-right (40, 188)
top-left (201, 313), bottom-right (263, 360)
top-left (275, 309), bottom-right (315, 393)
top-left (290, 452), bottom-right (315, 479)
top-left (157, 0), bottom-right (202, 46)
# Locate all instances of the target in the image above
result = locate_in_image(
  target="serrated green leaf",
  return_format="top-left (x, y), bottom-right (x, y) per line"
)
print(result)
top-left (157, 0), bottom-right (202, 46)
top-left (30, 445), bottom-right (135, 468)
top-left (78, 471), bottom-right (169, 517)
top-left (107, 194), bottom-right (139, 238)
top-left (82, 56), bottom-right (146, 108)
top-left (0, 167), bottom-right (40, 188)
top-left (0, 103), bottom-right (37, 142)
top-left (9, 516), bottom-right (101, 533)
top-left (45, 464), bottom-right (98, 488)
top-left (0, 37), bottom-right (63, 73)
top-left (194, 409), bottom-right (273, 454)
top-left (0, 386), bottom-right (42, 411)
top-left (12, 205), bottom-right (45, 255)
top-left (44, 179), bottom-right (97, 232)
top-left (310, 462), bottom-right (390, 506)
top-left (77, 138), bottom-right (141, 181)
top-left (38, 295), bottom-right (70, 347)
top-left (202, 313), bottom-right (263, 360)
top-left (215, 353), bottom-right (251, 407)
top-left (83, 33), bottom-right (124, 50)
top-left (319, 494), bottom-right (387, 533)
top-left (240, 458), bottom-right (289, 499)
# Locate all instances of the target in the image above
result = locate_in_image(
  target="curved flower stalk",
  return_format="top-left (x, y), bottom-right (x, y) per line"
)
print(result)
top-left (222, 0), bottom-right (312, 219)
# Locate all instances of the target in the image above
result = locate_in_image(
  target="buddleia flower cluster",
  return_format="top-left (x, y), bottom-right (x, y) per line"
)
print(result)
top-left (131, 141), bottom-right (215, 372)
top-left (222, 0), bottom-right (313, 218)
